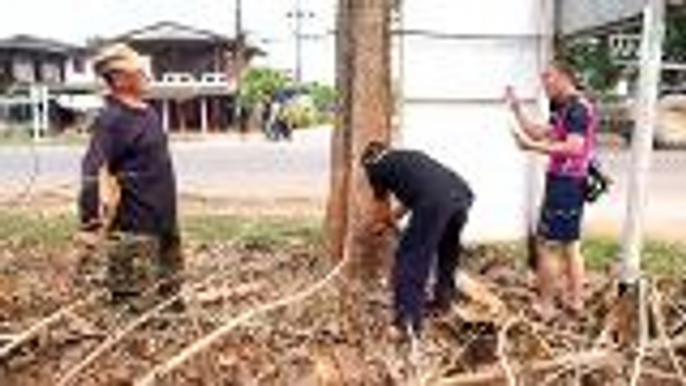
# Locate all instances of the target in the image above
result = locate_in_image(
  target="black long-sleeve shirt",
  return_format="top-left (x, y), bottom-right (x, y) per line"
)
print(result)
top-left (365, 149), bottom-right (474, 210)
top-left (79, 97), bottom-right (178, 237)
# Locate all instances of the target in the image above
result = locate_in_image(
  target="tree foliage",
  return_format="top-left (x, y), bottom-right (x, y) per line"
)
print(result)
top-left (560, 7), bottom-right (686, 96)
top-left (238, 67), bottom-right (290, 109)
top-left (665, 6), bottom-right (686, 63)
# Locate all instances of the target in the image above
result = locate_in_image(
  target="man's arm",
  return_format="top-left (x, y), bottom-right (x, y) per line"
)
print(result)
top-left (504, 86), bottom-right (550, 141)
top-left (78, 121), bottom-right (115, 232)
top-left (511, 100), bottom-right (588, 157)
top-left (511, 130), bottom-right (585, 156)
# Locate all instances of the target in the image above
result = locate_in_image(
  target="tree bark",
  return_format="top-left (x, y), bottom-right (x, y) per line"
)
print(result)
top-left (326, 0), bottom-right (394, 355)
top-left (328, 0), bottom-right (393, 278)
top-left (325, 0), bottom-right (353, 262)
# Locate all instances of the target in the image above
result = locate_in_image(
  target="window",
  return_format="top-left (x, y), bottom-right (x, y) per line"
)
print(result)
top-left (12, 58), bottom-right (35, 83)
top-left (41, 62), bottom-right (62, 83)
top-left (72, 57), bottom-right (85, 74)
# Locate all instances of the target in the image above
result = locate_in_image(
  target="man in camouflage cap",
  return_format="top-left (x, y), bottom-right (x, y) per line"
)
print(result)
top-left (78, 43), bottom-right (183, 308)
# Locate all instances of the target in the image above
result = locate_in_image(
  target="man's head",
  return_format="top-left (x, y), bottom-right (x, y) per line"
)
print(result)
top-left (361, 141), bottom-right (389, 167)
top-left (93, 43), bottom-right (149, 97)
top-left (541, 61), bottom-right (580, 101)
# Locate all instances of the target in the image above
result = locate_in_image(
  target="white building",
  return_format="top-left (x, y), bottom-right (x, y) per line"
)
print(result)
top-left (397, 0), bottom-right (553, 241)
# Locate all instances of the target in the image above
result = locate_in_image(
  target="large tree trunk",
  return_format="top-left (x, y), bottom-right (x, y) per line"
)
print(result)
top-left (325, 1), bottom-right (394, 374)
top-left (327, 0), bottom-right (393, 279)
top-left (325, 0), bottom-right (353, 262)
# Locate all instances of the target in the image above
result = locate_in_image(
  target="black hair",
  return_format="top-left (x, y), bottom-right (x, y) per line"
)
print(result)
top-left (361, 140), bottom-right (388, 166)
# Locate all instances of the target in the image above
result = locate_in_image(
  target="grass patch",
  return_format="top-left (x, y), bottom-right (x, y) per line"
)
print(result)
top-left (0, 209), bottom-right (682, 276)
top-left (0, 211), bottom-right (324, 249)
top-left (0, 210), bottom-right (77, 247)
top-left (583, 237), bottom-right (686, 276)
top-left (182, 215), bottom-right (323, 248)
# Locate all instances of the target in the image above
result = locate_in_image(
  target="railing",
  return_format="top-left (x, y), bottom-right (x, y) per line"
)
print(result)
top-left (156, 72), bottom-right (229, 86)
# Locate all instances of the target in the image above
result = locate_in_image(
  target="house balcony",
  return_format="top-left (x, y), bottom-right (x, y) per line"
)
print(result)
top-left (58, 71), bottom-right (237, 99)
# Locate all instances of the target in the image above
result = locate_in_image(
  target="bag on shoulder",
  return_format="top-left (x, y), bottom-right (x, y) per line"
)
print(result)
top-left (584, 159), bottom-right (611, 203)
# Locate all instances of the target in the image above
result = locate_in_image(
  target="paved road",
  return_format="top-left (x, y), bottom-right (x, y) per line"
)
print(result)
top-left (0, 129), bottom-right (331, 199)
top-left (0, 128), bottom-right (684, 239)
top-left (587, 149), bottom-right (686, 241)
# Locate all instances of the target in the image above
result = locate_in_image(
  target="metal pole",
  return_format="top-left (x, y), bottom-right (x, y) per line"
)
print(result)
top-left (30, 85), bottom-right (40, 141)
top-left (162, 99), bottom-right (170, 132)
top-left (289, 0), bottom-right (314, 84)
top-left (40, 85), bottom-right (49, 137)
top-left (619, 0), bottom-right (666, 285)
top-left (200, 97), bottom-right (209, 134)
top-left (295, 0), bottom-right (303, 83)
top-left (234, 0), bottom-right (244, 132)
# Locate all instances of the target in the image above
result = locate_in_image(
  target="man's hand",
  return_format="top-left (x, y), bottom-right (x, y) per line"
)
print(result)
top-left (511, 127), bottom-right (536, 151)
top-left (372, 218), bottom-right (400, 236)
top-left (371, 206), bottom-right (400, 236)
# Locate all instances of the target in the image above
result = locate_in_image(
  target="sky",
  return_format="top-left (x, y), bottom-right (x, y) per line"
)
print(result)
top-left (0, 0), bottom-right (336, 83)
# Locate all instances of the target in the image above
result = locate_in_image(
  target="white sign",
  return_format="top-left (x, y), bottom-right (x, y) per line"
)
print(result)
top-left (400, 0), bottom-right (549, 241)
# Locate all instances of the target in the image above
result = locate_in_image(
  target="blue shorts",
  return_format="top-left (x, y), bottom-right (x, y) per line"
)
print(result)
top-left (537, 174), bottom-right (585, 242)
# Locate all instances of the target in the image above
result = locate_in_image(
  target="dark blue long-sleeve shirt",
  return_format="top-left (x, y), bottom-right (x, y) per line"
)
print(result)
top-left (79, 97), bottom-right (178, 237)
top-left (365, 149), bottom-right (474, 211)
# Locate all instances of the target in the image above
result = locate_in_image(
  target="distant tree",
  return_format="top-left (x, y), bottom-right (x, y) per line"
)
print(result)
top-left (304, 82), bottom-right (337, 113)
top-left (238, 67), bottom-right (290, 110)
top-left (665, 6), bottom-right (686, 63)
top-left (560, 6), bottom-right (686, 96)
top-left (559, 36), bottom-right (623, 95)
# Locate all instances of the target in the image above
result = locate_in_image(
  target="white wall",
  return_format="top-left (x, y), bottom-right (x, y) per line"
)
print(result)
top-left (64, 57), bottom-right (96, 84)
top-left (399, 0), bottom-right (551, 241)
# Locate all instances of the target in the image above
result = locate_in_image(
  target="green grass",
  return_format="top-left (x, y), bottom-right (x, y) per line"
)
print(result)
top-left (0, 210), bottom-right (77, 247)
top-left (0, 210), bottom-right (323, 249)
top-left (583, 237), bottom-right (686, 276)
top-left (183, 215), bottom-right (323, 248)
top-left (0, 209), bottom-right (682, 276)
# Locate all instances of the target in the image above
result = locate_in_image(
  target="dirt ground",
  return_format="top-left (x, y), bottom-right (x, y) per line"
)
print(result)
top-left (1, 189), bottom-right (686, 385)
top-left (1, 228), bottom-right (686, 385)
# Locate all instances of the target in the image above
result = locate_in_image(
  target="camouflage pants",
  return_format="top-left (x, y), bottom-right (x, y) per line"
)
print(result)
top-left (105, 232), bottom-right (183, 303)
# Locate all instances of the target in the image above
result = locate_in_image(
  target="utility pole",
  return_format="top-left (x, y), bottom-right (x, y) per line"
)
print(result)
top-left (619, 0), bottom-right (666, 286)
top-left (287, 0), bottom-right (315, 83)
top-left (233, 0), bottom-right (245, 132)
top-left (612, 0), bottom-right (666, 350)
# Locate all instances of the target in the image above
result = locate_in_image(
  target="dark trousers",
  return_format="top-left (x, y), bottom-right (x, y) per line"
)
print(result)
top-left (106, 232), bottom-right (183, 300)
top-left (393, 202), bottom-right (468, 333)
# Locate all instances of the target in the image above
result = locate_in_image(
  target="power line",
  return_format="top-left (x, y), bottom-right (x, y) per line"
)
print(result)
top-left (287, 0), bottom-right (315, 83)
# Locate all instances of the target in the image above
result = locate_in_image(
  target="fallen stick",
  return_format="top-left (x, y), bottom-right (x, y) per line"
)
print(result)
top-left (0, 334), bottom-right (18, 342)
top-left (56, 293), bottom-right (183, 386)
top-left (56, 269), bottom-right (266, 386)
top-left (642, 365), bottom-right (686, 383)
top-left (496, 318), bottom-right (516, 386)
top-left (629, 280), bottom-right (649, 386)
top-left (650, 285), bottom-right (686, 385)
top-left (135, 255), bottom-right (349, 386)
top-left (0, 291), bottom-right (102, 360)
top-left (437, 348), bottom-right (622, 386)
top-left (439, 328), bottom-right (686, 386)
